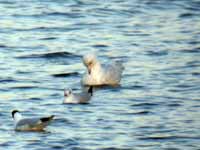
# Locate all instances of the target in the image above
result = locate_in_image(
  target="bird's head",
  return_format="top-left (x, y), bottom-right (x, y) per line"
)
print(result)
top-left (83, 54), bottom-right (98, 74)
top-left (64, 89), bottom-right (72, 97)
top-left (12, 110), bottom-right (20, 118)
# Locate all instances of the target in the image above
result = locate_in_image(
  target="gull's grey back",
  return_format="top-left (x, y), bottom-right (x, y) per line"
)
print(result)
top-left (16, 117), bottom-right (41, 127)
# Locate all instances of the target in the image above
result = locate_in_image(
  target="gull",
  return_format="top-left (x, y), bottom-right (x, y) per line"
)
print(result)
top-left (82, 54), bottom-right (124, 86)
top-left (63, 86), bottom-right (93, 104)
top-left (12, 110), bottom-right (54, 131)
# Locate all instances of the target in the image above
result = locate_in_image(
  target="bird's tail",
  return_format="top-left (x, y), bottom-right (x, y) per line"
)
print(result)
top-left (40, 115), bottom-right (55, 123)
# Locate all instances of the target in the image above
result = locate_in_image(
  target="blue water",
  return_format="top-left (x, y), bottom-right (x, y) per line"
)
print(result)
top-left (0, 0), bottom-right (200, 149)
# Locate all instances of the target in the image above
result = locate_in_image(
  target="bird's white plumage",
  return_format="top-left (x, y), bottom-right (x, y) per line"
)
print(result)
top-left (82, 54), bottom-right (124, 86)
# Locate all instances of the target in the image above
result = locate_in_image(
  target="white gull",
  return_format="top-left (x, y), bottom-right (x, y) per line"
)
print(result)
top-left (82, 54), bottom-right (124, 86)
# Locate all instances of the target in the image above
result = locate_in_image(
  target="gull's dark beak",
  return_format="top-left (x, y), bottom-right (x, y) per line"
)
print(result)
top-left (88, 62), bottom-right (92, 74)
top-left (88, 68), bottom-right (91, 74)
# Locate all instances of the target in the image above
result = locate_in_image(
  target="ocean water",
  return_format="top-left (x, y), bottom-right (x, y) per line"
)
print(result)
top-left (0, 0), bottom-right (200, 149)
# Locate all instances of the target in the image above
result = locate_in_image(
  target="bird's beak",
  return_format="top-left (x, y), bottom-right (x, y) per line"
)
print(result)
top-left (88, 64), bottom-right (92, 74)
top-left (88, 67), bottom-right (91, 74)
top-left (64, 90), bottom-right (68, 97)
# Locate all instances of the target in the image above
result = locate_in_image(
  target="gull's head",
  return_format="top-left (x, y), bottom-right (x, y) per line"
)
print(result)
top-left (83, 54), bottom-right (98, 74)
top-left (64, 89), bottom-right (72, 97)
top-left (12, 110), bottom-right (20, 119)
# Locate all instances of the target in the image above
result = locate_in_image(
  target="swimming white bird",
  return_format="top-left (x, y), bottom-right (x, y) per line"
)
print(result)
top-left (12, 110), bottom-right (54, 131)
top-left (82, 54), bottom-right (124, 86)
top-left (63, 86), bottom-right (93, 104)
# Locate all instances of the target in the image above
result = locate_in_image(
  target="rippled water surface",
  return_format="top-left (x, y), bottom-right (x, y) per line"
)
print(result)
top-left (0, 0), bottom-right (200, 149)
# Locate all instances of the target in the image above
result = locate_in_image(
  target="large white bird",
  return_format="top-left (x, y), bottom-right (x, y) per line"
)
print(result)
top-left (12, 110), bottom-right (54, 131)
top-left (82, 54), bottom-right (124, 86)
top-left (63, 86), bottom-right (93, 104)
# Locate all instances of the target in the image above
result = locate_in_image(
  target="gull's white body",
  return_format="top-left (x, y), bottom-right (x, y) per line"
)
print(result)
top-left (63, 89), bottom-right (92, 104)
top-left (82, 54), bottom-right (124, 86)
top-left (13, 112), bottom-right (54, 131)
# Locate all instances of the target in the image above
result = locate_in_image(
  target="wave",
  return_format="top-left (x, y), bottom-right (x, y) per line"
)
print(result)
top-left (52, 72), bottom-right (80, 78)
top-left (131, 103), bottom-right (159, 107)
top-left (122, 111), bottom-right (151, 115)
top-left (92, 44), bottom-right (109, 48)
top-left (13, 12), bottom-right (84, 19)
top-left (0, 45), bottom-right (8, 48)
top-left (17, 51), bottom-right (80, 59)
top-left (179, 12), bottom-right (199, 18)
top-left (145, 50), bottom-right (168, 56)
top-left (0, 78), bottom-right (17, 83)
top-left (10, 85), bottom-right (38, 90)
top-left (138, 135), bottom-right (200, 141)
top-left (39, 37), bottom-right (57, 40)
top-left (181, 48), bottom-right (200, 53)
top-left (100, 147), bottom-right (131, 150)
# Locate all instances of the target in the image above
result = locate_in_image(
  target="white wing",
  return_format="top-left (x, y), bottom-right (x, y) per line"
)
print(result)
top-left (101, 61), bottom-right (124, 84)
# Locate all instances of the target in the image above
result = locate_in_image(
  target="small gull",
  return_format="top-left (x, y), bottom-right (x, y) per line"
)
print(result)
top-left (82, 54), bottom-right (124, 86)
top-left (63, 86), bottom-right (93, 104)
top-left (12, 110), bottom-right (54, 131)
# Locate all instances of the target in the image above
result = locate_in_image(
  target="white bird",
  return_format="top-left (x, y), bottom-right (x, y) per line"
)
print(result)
top-left (63, 86), bottom-right (93, 104)
top-left (12, 110), bottom-right (54, 131)
top-left (82, 54), bottom-right (124, 86)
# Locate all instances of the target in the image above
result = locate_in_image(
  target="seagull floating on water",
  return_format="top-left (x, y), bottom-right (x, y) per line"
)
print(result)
top-left (63, 86), bottom-right (93, 104)
top-left (12, 110), bottom-right (54, 131)
top-left (82, 54), bottom-right (124, 86)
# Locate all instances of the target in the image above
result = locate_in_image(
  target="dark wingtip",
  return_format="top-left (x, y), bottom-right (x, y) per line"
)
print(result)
top-left (88, 86), bottom-right (93, 96)
top-left (40, 115), bottom-right (55, 123)
top-left (12, 110), bottom-right (19, 118)
top-left (50, 115), bottom-right (55, 119)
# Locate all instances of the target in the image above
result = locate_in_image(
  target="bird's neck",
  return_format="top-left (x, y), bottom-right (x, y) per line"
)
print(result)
top-left (91, 62), bottom-right (101, 74)
top-left (14, 113), bottom-right (23, 123)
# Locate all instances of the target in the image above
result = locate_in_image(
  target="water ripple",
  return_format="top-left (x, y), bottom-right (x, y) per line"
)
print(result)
top-left (16, 51), bottom-right (80, 59)
top-left (52, 72), bottom-right (80, 78)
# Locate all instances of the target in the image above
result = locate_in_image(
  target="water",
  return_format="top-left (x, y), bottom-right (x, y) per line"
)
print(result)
top-left (0, 0), bottom-right (200, 149)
